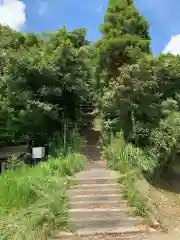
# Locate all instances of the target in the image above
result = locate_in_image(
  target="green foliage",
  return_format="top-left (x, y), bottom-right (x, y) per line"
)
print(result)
top-left (119, 174), bottom-right (148, 218)
top-left (0, 153), bottom-right (86, 239)
top-left (149, 111), bottom-right (180, 175)
top-left (0, 179), bottom-right (68, 240)
top-left (101, 54), bottom-right (180, 146)
top-left (48, 127), bottom-right (83, 157)
top-left (0, 153), bottom-right (86, 216)
top-left (103, 132), bottom-right (149, 217)
top-left (0, 25), bottom-right (94, 146)
top-left (103, 131), bottom-right (156, 175)
top-left (95, 0), bottom-right (151, 100)
top-left (5, 155), bottom-right (24, 171)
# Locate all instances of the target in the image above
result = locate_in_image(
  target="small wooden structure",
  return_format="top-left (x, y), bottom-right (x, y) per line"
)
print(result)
top-left (0, 145), bottom-right (29, 173)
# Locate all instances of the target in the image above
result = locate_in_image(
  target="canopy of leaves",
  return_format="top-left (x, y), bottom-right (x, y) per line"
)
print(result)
top-left (0, 25), bottom-right (93, 146)
top-left (95, 0), bottom-right (151, 96)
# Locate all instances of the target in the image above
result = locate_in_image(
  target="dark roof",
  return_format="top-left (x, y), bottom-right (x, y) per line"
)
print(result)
top-left (0, 145), bottom-right (28, 161)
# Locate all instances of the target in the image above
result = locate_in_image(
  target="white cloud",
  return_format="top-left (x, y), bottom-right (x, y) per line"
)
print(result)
top-left (163, 35), bottom-right (180, 55)
top-left (0, 0), bottom-right (26, 30)
top-left (38, 1), bottom-right (48, 16)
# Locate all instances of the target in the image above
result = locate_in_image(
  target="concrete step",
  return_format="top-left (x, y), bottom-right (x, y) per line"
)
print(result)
top-left (50, 231), bottom-right (149, 239)
top-left (68, 188), bottom-right (121, 196)
top-left (69, 208), bottom-right (131, 219)
top-left (72, 183), bottom-right (119, 189)
top-left (69, 200), bottom-right (127, 209)
top-left (76, 225), bottom-right (150, 236)
top-left (70, 216), bottom-right (144, 230)
top-left (75, 169), bottom-right (119, 179)
top-left (75, 177), bottom-right (118, 184)
top-left (70, 193), bottom-right (124, 202)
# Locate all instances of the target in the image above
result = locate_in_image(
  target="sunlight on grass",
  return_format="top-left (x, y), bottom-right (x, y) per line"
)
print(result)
top-left (0, 153), bottom-right (87, 239)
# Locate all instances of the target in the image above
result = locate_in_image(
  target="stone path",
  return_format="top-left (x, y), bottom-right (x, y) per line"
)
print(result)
top-left (51, 160), bottom-right (158, 239)
top-left (50, 113), bottom-right (171, 239)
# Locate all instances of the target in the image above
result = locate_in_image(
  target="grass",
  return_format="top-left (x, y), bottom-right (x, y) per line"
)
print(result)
top-left (119, 173), bottom-right (148, 218)
top-left (103, 132), bottom-right (150, 218)
top-left (0, 153), bottom-right (87, 239)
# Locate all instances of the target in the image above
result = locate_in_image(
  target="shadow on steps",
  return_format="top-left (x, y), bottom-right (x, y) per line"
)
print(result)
top-left (81, 114), bottom-right (101, 162)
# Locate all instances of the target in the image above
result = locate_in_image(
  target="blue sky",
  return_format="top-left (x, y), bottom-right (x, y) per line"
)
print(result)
top-left (0, 0), bottom-right (180, 55)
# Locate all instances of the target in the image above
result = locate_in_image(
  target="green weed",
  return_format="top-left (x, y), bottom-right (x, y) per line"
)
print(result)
top-left (0, 153), bottom-right (87, 239)
top-left (103, 131), bottom-right (149, 218)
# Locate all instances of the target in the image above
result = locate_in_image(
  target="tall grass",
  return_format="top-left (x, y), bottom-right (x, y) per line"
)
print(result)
top-left (103, 132), bottom-right (152, 218)
top-left (49, 127), bottom-right (83, 157)
top-left (103, 132), bottom-right (156, 175)
top-left (0, 153), bottom-right (87, 239)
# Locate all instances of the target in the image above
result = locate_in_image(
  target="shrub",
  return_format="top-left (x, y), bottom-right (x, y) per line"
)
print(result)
top-left (0, 178), bottom-right (69, 240)
top-left (0, 153), bottom-right (86, 217)
top-left (148, 111), bottom-right (180, 175)
top-left (103, 131), bottom-right (156, 175)
top-left (0, 152), bottom-right (86, 239)
top-left (103, 132), bottom-right (150, 217)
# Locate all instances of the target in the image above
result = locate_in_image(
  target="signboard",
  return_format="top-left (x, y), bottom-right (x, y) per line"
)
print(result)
top-left (32, 147), bottom-right (45, 159)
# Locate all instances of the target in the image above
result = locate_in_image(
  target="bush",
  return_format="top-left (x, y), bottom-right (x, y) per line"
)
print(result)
top-left (103, 131), bottom-right (156, 175)
top-left (49, 128), bottom-right (83, 157)
top-left (0, 178), bottom-right (68, 240)
top-left (0, 153), bottom-right (86, 240)
top-left (103, 132), bottom-right (150, 217)
top-left (148, 111), bottom-right (180, 175)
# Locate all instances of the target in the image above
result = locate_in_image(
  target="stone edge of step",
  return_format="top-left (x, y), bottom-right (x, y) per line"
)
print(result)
top-left (69, 207), bottom-right (130, 213)
top-left (72, 183), bottom-right (119, 187)
top-left (70, 193), bottom-right (123, 198)
top-left (68, 188), bottom-right (121, 194)
top-left (70, 215), bottom-right (143, 223)
top-left (75, 177), bottom-right (119, 180)
top-left (69, 199), bottom-right (127, 204)
top-left (51, 226), bottom-right (156, 238)
top-left (76, 226), bottom-right (156, 236)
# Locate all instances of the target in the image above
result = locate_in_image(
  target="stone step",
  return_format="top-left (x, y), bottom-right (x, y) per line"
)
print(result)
top-left (76, 225), bottom-right (150, 236)
top-left (75, 169), bottom-right (119, 178)
top-left (70, 216), bottom-right (144, 230)
top-left (68, 188), bottom-right (121, 196)
top-left (50, 231), bottom-right (148, 239)
top-left (50, 233), bottom-right (167, 240)
top-left (72, 183), bottom-right (119, 190)
top-left (69, 208), bottom-right (131, 219)
top-left (70, 193), bottom-right (123, 202)
top-left (75, 177), bottom-right (118, 184)
top-left (69, 200), bottom-right (127, 209)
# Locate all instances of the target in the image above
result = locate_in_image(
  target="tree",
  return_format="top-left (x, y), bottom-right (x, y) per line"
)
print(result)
top-left (95, 0), bottom-right (151, 92)
top-left (0, 25), bottom-right (94, 146)
top-left (102, 53), bottom-right (180, 145)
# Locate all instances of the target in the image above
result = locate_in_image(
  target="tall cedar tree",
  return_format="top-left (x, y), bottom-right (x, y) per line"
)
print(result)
top-left (96, 0), bottom-right (151, 140)
top-left (96, 0), bottom-right (151, 89)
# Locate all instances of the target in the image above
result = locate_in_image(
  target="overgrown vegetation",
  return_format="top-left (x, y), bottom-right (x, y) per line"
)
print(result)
top-left (0, 26), bottom-right (94, 146)
top-left (1, 0), bottom-right (180, 236)
top-left (97, 0), bottom-right (180, 179)
top-left (0, 153), bottom-right (86, 239)
top-left (1, 0), bottom-right (180, 175)
top-left (103, 132), bottom-right (149, 218)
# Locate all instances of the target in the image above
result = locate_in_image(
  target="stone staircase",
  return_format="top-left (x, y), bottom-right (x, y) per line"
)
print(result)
top-left (51, 161), bottom-right (156, 239)
top-left (50, 113), bottom-right (157, 239)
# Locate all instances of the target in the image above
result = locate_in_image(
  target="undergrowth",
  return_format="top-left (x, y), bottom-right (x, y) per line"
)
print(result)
top-left (103, 131), bottom-right (151, 218)
top-left (0, 153), bottom-right (86, 239)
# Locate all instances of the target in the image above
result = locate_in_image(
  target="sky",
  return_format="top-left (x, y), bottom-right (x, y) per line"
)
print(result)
top-left (0, 0), bottom-right (180, 56)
